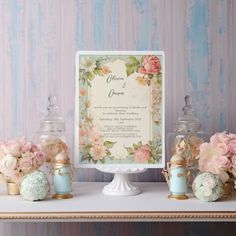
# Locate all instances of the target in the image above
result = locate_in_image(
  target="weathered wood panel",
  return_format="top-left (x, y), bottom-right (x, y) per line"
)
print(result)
top-left (0, 0), bottom-right (235, 235)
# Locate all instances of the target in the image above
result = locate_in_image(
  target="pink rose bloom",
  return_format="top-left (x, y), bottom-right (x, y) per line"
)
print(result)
top-left (134, 145), bottom-right (151, 163)
top-left (19, 156), bottom-right (33, 173)
top-left (31, 144), bottom-right (41, 152)
top-left (34, 151), bottom-right (46, 166)
top-left (228, 140), bottom-right (236, 154)
top-left (210, 132), bottom-right (230, 146)
top-left (216, 155), bottom-right (231, 170)
top-left (1, 140), bottom-right (21, 156)
top-left (229, 133), bottom-right (236, 139)
top-left (216, 143), bottom-right (228, 155)
top-left (21, 141), bottom-right (33, 152)
top-left (199, 142), bottom-right (211, 155)
top-left (89, 145), bottom-right (107, 160)
top-left (138, 56), bottom-right (161, 75)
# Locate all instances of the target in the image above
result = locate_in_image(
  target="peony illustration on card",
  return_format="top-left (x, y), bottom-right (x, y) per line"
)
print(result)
top-left (75, 51), bottom-right (165, 168)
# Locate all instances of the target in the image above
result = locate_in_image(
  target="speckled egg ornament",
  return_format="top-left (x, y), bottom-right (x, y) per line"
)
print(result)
top-left (192, 172), bottom-right (224, 202)
top-left (20, 170), bottom-right (50, 201)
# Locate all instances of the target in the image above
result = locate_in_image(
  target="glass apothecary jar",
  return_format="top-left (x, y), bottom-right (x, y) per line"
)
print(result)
top-left (38, 95), bottom-right (67, 185)
top-left (167, 96), bottom-right (205, 185)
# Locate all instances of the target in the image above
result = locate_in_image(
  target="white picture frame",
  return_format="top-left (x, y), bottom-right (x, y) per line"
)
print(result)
top-left (75, 51), bottom-right (165, 168)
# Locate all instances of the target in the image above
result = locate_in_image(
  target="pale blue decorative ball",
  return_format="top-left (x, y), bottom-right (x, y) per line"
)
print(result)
top-left (20, 170), bottom-right (50, 201)
top-left (192, 172), bottom-right (224, 202)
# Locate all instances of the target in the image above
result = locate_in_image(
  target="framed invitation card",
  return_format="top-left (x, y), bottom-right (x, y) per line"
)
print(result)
top-left (75, 51), bottom-right (165, 168)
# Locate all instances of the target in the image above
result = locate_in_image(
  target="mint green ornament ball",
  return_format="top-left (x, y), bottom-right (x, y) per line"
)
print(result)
top-left (20, 170), bottom-right (50, 201)
top-left (192, 172), bottom-right (224, 202)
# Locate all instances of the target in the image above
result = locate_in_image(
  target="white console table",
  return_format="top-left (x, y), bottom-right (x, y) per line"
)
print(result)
top-left (0, 182), bottom-right (235, 222)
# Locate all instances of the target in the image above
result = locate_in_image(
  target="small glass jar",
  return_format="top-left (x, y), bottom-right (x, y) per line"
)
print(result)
top-left (167, 96), bottom-right (205, 185)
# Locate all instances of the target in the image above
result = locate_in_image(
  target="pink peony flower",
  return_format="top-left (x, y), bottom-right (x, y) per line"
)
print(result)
top-left (138, 55), bottom-right (161, 75)
top-left (19, 156), bottom-right (33, 173)
top-left (1, 140), bottom-right (21, 156)
top-left (210, 132), bottom-right (230, 146)
top-left (134, 145), bottom-right (151, 163)
top-left (216, 143), bottom-right (228, 155)
top-left (89, 145), bottom-right (107, 160)
top-left (228, 140), bottom-right (236, 154)
top-left (216, 155), bottom-right (231, 169)
top-left (229, 133), bottom-right (236, 139)
top-left (20, 141), bottom-right (33, 152)
top-left (34, 151), bottom-right (46, 166)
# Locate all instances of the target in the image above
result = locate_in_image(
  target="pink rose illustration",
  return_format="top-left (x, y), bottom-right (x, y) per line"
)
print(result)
top-left (89, 145), bottom-right (107, 161)
top-left (134, 145), bottom-right (151, 163)
top-left (88, 130), bottom-right (104, 146)
top-left (138, 55), bottom-right (161, 75)
top-left (79, 88), bottom-right (86, 97)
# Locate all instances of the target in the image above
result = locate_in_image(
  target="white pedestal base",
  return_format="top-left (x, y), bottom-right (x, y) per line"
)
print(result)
top-left (97, 167), bottom-right (146, 196)
top-left (103, 173), bottom-right (141, 196)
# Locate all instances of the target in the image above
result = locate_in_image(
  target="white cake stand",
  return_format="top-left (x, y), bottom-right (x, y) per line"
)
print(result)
top-left (96, 166), bottom-right (146, 196)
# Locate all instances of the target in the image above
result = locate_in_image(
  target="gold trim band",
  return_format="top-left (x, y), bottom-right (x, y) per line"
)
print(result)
top-left (0, 211), bottom-right (236, 220)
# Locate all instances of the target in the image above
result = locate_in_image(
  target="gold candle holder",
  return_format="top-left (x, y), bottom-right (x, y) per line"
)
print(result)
top-left (7, 182), bottom-right (20, 195)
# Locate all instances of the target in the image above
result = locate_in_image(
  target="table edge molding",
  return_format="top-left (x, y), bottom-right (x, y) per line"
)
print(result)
top-left (0, 211), bottom-right (236, 220)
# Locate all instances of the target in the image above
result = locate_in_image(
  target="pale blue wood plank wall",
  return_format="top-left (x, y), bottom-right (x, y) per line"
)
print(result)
top-left (0, 0), bottom-right (235, 235)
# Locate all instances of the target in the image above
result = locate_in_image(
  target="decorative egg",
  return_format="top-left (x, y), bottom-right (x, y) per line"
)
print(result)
top-left (20, 170), bottom-right (50, 201)
top-left (192, 172), bottom-right (224, 202)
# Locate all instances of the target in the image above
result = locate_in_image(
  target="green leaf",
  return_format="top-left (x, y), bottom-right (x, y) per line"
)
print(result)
top-left (104, 141), bottom-right (116, 149)
top-left (106, 150), bottom-right (111, 156)
top-left (140, 56), bottom-right (144, 63)
top-left (148, 159), bottom-right (154, 164)
top-left (148, 74), bottom-right (153, 79)
top-left (129, 56), bottom-right (140, 65)
top-left (99, 158), bottom-right (105, 164)
top-left (137, 141), bottom-right (143, 148)
top-left (125, 147), bottom-right (134, 155)
top-left (126, 65), bottom-right (134, 77)
top-left (83, 144), bottom-right (92, 154)
top-left (94, 67), bottom-right (104, 76)
top-left (86, 72), bottom-right (94, 81)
